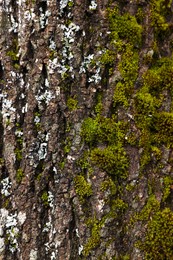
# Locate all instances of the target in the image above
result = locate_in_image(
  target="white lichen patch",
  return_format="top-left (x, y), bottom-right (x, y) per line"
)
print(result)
top-left (17, 212), bottom-right (26, 225)
top-left (3, 211), bottom-right (19, 253)
top-left (48, 191), bottom-right (54, 208)
top-left (0, 237), bottom-right (5, 253)
top-left (43, 221), bottom-right (52, 233)
top-left (88, 66), bottom-right (102, 84)
top-left (36, 89), bottom-right (55, 106)
top-left (39, 7), bottom-right (51, 29)
top-left (29, 249), bottom-right (38, 260)
top-left (56, 22), bottom-right (80, 78)
top-left (51, 251), bottom-right (56, 260)
top-left (38, 142), bottom-right (47, 160)
top-left (24, 9), bottom-right (36, 22)
top-left (80, 52), bottom-right (102, 84)
top-left (89, 0), bottom-right (97, 10)
top-left (0, 208), bottom-right (27, 253)
top-left (79, 54), bottom-right (94, 74)
top-left (1, 177), bottom-right (12, 197)
top-left (59, 0), bottom-right (74, 15)
top-left (49, 38), bottom-right (56, 50)
top-left (9, 13), bottom-right (18, 33)
top-left (78, 245), bottom-right (83, 255)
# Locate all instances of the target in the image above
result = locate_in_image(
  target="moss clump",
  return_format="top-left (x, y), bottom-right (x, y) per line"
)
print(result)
top-left (74, 175), bottom-right (92, 202)
top-left (41, 191), bottom-right (49, 206)
top-left (90, 145), bottom-right (128, 179)
top-left (118, 45), bottom-right (139, 86)
top-left (101, 178), bottom-right (117, 195)
top-left (141, 208), bottom-right (173, 259)
top-left (81, 117), bottom-right (99, 145)
top-left (150, 0), bottom-right (169, 32)
top-left (135, 195), bottom-right (160, 222)
top-left (108, 9), bottom-right (143, 47)
top-left (162, 176), bottom-right (173, 202)
top-left (83, 222), bottom-right (101, 256)
top-left (14, 148), bottom-right (22, 161)
top-left (152, 112), bottom-right (173, 146)
top-left (67, 97), bottom-right (78, 111)
top-left (113, 82), bottom-right (129, 108)
top-left (7, 39), bottom-right (20, 69)
top-left (16, 168), bottom-right (24, 183)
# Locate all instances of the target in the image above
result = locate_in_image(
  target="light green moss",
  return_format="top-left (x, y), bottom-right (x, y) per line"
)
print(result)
top-left (14, 148), bottom-right (22, 161)
top-left (74, 175), bottom-right (92, 202)
top-left (67, 97), bottom-right (78, 111)
top-left (162, 176), bottom-right (173, 202)
top-left (41, 191), bottom-right (49, 206)
top-left (16, 168), bottom-right (24, 183)
top-left (108, 9), bottom-right (143, 47)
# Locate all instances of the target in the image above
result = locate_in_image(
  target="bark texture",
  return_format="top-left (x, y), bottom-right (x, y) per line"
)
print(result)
top-left (0, 0), bottom-right (173, 259)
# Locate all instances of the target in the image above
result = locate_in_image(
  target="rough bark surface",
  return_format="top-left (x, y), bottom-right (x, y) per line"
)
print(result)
top-left (0, 0), bottom-right (173, 259)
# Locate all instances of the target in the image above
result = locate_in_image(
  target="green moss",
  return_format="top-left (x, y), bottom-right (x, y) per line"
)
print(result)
top-left (83, 217), bottom-right (106, 257)
top-left (162, 176), bottom-right (173, 202)
top-left (7, 50), bottom-right (19, 61)
top-left (136, 195), bottom-right (160, 222)
top-left (150, 0), bottom-right (169, 32)
top-left (59, 160), bottom-right (65, 170)
top-left (101, 178), bottom-right (117, 195)
top-left (41, 191), bottom-right (49, 206)
top-left (74, 175), bottom-right (92, 202)
top-left (152, 112), bottom-right (173, 146)
top-left (81, 117), bottom-right (99, 145)
top-left (113, 82), bottom-right (129, 108)
top-left (14, 148), bottom-right (22, 161)
top-left (90, 145), bottom-right (128, 179)
top-left (83, 222), bottom-right (101, 256)
top-left (108, 9), bottom-right (143, 47)
top-left (68, 0), bottom-right (74, 7)
top-left (7, 39), bottom-right (20, 69)
top-left (118, 45), bottom-right (139, 86)
top-left (140, 208), bottom-right (173, 259)
top-left (63, 137), bottom-right (72, 154)
top-left (16, 168), bottom-right (24, 183)
top-left (67, 97), bottom-right (78, 111)
top-left (100, 50), bottom-right (115, 66)
top-left (111, 198), bottom-right (128, 212)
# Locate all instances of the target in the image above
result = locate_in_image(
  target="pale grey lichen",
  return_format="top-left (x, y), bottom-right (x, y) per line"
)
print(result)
top-left (1, 177), bottom-right (12, 197)
top-left (89, 0), bottom-right (97, 11)
top-left (78, 245), bottom-right (83, 255)
top-left (17, 212), bottom-right (26, 225)
top-left (39, 8), bottom-right (51, 29)
top-left (47, 191), bottom-right (54, 208)
top-left (59, 0), bottom-right (74, 15)
top-left (0, 209), bottom-right (19, 253)
top-left (29, 249), bottom-right (38, 260)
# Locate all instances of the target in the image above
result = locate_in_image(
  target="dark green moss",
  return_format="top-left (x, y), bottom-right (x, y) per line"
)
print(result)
top-left (14, 148), bottom-right (22, 161)
top-left (16, 168), bottom-right (24, 183)
top-left (140, 208), bottom-right (173, 259)
top-left (152, 112), bottom-right (173, 146)
top-left (90, 145), bottom-right (128, 179)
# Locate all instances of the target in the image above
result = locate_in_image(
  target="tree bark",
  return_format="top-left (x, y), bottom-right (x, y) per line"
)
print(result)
top-left (0, 0), bottom-right (173, 259)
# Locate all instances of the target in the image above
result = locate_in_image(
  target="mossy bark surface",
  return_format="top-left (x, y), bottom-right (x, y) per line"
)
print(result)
top-left (0, 0), bottom-right (173, 259)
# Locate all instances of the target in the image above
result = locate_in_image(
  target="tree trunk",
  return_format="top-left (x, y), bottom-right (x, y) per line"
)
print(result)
top-left (0, 0), bottom-right (173, 259)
